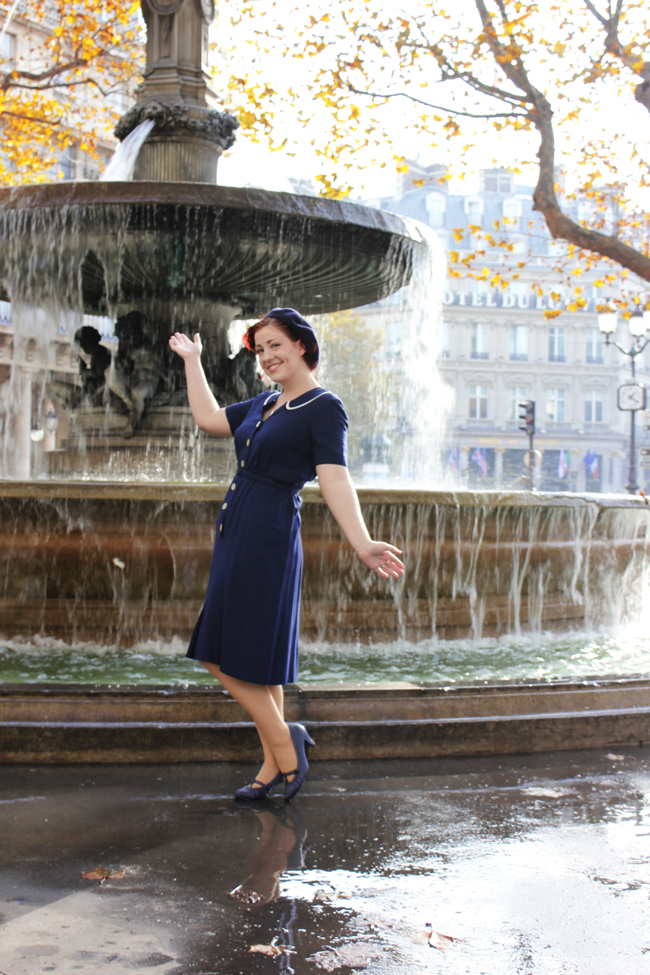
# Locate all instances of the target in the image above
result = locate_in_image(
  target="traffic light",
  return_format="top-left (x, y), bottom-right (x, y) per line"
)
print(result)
top-left (519, 400), bottom-right (535, 435)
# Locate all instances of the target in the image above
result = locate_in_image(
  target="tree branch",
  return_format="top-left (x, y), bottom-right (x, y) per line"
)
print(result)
top-left (345, 82), bottom-right (528, 118)
top-left (584, 0), bottom-right (650, 112)
top-left (0, 56), bottom-right (90, 91)
top-left (0, 108), bottom-right (62, 126)
top-left (468, 0), bottom-right (650, 282)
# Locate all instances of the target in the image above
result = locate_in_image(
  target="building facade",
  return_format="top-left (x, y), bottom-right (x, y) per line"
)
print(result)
top-left (363, 163), bottom-right (650, 493)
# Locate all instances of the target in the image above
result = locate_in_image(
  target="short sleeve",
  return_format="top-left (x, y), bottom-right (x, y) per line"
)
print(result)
top-left (310, 394), bottom-right (348, 467)
top-left (226, 396), bottom-right (256, 435)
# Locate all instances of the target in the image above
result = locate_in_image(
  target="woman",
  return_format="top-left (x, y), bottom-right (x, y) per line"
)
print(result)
top-left (169, 307), bottom-right (404, 801)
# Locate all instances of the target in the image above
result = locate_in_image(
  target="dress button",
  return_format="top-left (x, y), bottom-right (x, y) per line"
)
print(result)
top-left (231, 483), bottom-right (236, 491)
top-left (241, 460), bottom-right (245, 468)
top-left (219, 523), bottom-right (223, 532)
top-left (222, 502), bottom-right (227, 510)
top-left (246, 439), bottom-right (250, 446)
top-left (256, 421), bottom-right (261, 428)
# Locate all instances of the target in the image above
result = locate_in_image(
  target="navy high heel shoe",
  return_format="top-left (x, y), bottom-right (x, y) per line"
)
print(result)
top-left (235, 771), bottom-right (284, 801)
top-left (282, 723), bottom-right (316, 801)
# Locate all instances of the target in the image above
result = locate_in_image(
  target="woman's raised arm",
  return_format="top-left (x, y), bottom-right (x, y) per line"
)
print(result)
top-left (169, 332), bottom-right (232, 438)
top-left (315, 464), bottom-right (404, 579)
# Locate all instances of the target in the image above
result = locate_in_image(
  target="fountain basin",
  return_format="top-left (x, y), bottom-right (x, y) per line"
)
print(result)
top-left (0, 182), bottom-right (426, 315)
top-left (1, 481), bottom-right (648, 646)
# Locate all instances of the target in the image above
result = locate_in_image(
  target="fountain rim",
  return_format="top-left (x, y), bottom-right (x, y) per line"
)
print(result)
top-left (0, 180), bottom-right (428, 245)
top-left (1, 480), bottom-right (647, 510)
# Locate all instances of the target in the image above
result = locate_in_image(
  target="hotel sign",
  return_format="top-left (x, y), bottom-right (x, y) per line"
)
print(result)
top-left (442, 291), bottom-right (596, 312)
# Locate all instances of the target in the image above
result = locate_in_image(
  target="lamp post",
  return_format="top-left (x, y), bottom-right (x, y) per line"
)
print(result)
top-left (597, 307), bottom-right (650, 494)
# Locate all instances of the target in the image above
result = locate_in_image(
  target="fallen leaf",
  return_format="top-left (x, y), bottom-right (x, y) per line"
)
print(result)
top-left (229, 885), bottom-right (264, 905)
top-left (423, 923), bottom-right (464, 952)
top-left (248, 938), bottom-right (296, 957)
top-left (81, 865), bottom-right (126, 882)
top-left (429, 929), bottom-right (455, 952)
top-left (306, 945), bottom-right (383, 971)
top-left (314, 887), bottom-right (349, 903)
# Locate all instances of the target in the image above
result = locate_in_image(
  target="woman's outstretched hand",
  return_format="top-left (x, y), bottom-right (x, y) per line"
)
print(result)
top-left (169, 332), bottom-right (202, 360)
top-left (358, 541), bottom-right (404, 579)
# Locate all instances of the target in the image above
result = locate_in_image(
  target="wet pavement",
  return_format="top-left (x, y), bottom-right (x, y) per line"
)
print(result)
top-left (1, 748), bottom-right (649, 974)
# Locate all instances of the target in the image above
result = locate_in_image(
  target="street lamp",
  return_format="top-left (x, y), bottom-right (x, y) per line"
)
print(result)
top-left (597, 306), bottom-right (650, 494)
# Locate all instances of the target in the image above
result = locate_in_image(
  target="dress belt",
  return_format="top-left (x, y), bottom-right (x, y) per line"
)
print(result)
top-left (235, 467), bottom-right (302, 495)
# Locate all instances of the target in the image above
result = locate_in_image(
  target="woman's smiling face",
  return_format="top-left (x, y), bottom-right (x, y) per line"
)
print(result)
top-left (254, 321), bottom-right (307, 384)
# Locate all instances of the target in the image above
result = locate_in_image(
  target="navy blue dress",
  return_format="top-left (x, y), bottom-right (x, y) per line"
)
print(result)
top-left (187, 388), bottom-right (348, 685)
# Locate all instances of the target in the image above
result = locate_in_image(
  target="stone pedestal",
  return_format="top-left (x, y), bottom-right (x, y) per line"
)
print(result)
top-left (114, 0), bottom-right (239, 184)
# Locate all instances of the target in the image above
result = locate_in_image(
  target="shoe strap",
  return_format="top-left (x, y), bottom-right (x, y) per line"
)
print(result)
top-left (281, 769), bottom-right (298, 781)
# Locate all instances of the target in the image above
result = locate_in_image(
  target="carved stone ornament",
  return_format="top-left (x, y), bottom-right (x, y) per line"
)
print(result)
top-left (115, 101), bottom-right (240, 147)
top-left (196, 0), bottom-right (215, 24)
top-left (147, 0), bottom-right (185, 14)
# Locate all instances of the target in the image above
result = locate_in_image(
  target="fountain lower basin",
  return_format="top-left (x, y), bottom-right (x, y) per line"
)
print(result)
top-left (2, 481), bottom-right (649, 762)
top-left (1, 481), bottom-right (648, 646)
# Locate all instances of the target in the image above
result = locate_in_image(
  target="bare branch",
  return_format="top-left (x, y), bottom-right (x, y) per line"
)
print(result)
top-left (0, 108), bottom-right (62, 126)
top-left (584, 0), bottom-right (650, 112)
top-left (345, 82), bottom-right (528, 119)
top-left (0, 57), bottom-right (89, 91)
top-left (583, 1), bottom-right (609, 28)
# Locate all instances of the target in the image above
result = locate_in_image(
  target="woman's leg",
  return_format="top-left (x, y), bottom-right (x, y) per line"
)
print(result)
top-left (202, 663), bottom-right (296, 781)
top-left (250, 685), bottom-right (285, 782)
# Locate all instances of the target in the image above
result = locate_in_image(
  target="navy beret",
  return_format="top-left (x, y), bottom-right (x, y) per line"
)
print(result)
top-left (262, 307), bottom-right (319, 363)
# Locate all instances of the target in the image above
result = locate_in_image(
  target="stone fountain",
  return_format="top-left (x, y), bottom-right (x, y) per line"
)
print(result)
top-left (0, 1), bottom-right (649, 763)
top-left (0, 0), bottom-right (427, 480)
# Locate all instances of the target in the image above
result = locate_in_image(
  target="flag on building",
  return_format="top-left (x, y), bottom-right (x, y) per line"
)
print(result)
top-left (471, 447), bottom-right (488, 476)
top-left (583, 449), bottom-right (599, 480)
top-left (447, 446), bottom-right (460, 475)
top-left (558, 449), bottom-right (569, 479)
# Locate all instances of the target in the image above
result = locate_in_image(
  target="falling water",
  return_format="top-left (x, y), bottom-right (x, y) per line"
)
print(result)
top-left (1, 487), bottom-right (647, 680)
top-left (101, 120), bottom-right (155, 182)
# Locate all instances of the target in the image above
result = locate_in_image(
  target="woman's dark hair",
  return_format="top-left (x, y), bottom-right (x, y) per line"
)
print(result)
top-left (243, 318), bottom-right (319, 371)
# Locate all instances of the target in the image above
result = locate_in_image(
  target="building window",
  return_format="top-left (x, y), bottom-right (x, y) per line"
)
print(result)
top-left (503, 197), bottom-right (522, 221)
top-left (386, 321), bottom-right (402, 357)
top-left (0, 32), bottom-right (15, 61)
top-left (469, 385), bottom-right (488, 419)
top-left (470, 323), bottom-right (489, 359)
top-left (546, 388), bottom-right (566, 422)
top-left (586, 328), bottom-right (604, 364)
top-left (509, 325), bottom-right (528, 360)
top-left (577, 202), bottom-right (593, 224)
top-left (437, 320), bottom-right (450, 358)
top-left (426, 192), bottom-right (446, 229)
top-left (481, 170), bottom-right (513, 194)
top-left (548, 327), bottom-right (566, 362)
top-left (507, 386), bottom-right (528, 420)
top-left (584, 390), bottom-right (604, 423)
top-left (464, 198), bottom-right (484, 226)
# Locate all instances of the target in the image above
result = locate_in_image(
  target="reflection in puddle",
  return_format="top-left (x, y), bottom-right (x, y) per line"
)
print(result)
top-left (229, 804), bottom-right (306, 907)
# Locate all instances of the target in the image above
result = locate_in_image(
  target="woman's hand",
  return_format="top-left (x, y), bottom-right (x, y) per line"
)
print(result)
top-left (357, 541), bottom-right (404, 579)
top-left (169, 332), bottom-right (202, 360)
